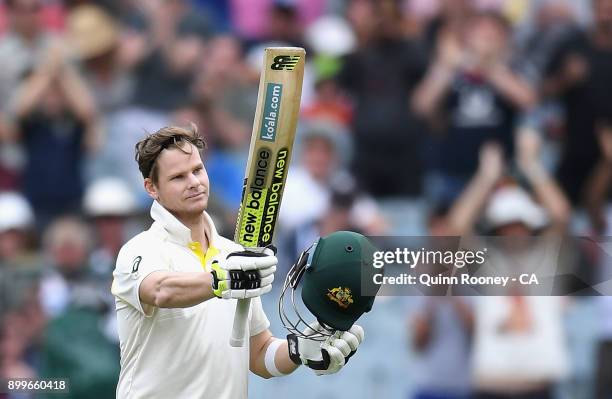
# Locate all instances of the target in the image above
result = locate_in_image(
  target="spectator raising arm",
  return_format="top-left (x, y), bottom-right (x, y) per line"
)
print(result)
top-left (445, 142), bottom-right (504, 235)
top-left (486, 63), bottom-right (538, 111)
top-left (59, 63), bottom-right (102, 153)
top-left (516, 127), bottom-right (571, 231)
top-left (133, 0), bottom-right (205, 74)
top-left (584, 122), bottom-right (612, 234)
top-left (9, 42), bottom-right (100, 153)
top-left (411, 32), bottom-right (459, 119)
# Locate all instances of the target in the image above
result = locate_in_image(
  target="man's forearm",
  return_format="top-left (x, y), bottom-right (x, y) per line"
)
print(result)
top-left (488, 65), bottom-right (537, 110)
top-left (250, 332), bottom-right (299, 378)
top-left (140, 271), bottom-right (216, 308)
top-left (521, 162), bottom-right (570, 228)
top-left (411, 62), bottom-right (454, 118)
top-left (274, 340), bottom-right (300, 375)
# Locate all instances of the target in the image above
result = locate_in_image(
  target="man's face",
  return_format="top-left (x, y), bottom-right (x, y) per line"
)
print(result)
top-left (146, 143), bottom-right (209, 219)
top-left (466, 17), bottom-right (508, 60)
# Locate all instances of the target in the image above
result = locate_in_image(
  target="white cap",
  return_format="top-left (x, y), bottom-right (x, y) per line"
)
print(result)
top-left (84, 178), bottom-right (137, 217)
top-left (305, 16), bottom-right (356, 57)
top-left (0, 192), bottom-right (34, 232)
top-left (485, 185), bottom-right (549, 230)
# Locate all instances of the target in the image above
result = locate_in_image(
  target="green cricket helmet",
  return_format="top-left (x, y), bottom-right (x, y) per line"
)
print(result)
top-left (279, 231), bottom-right (381, 340)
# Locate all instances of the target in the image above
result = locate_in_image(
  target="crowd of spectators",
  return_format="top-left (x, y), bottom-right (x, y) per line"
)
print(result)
top-left (0, 0), bottom-right (611, 398)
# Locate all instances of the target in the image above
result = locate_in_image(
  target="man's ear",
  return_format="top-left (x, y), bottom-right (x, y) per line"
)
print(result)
top-left (144, 178), bottom-right (159, 200)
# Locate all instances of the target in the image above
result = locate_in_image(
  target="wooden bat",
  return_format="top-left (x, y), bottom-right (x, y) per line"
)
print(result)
top-left (230, 47), bottom-right (306, 347)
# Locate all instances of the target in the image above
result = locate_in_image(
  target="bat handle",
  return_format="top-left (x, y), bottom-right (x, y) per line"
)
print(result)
top-left (230, 298), bottom-right (251, 347)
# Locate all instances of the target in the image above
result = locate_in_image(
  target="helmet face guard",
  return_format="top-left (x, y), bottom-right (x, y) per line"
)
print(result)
top-left (279, 231), bottom-right (381, 341)
top-left (279, 240), bottom-right (335, 341)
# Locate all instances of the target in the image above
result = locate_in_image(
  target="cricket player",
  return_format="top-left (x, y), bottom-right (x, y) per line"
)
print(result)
top-left (111, 125), bottom-right (365, 399)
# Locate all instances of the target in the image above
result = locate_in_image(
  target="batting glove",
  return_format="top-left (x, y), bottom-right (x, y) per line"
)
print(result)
top-left (210, 246), bottom-right (277, 299)
top-left (287, 322), bottom-right (364, 376)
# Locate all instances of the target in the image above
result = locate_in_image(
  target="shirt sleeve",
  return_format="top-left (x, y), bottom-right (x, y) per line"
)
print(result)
top-left (248, 296), bottom-right (270, 337)
top-left (111, 238), bottom-right (169, 316)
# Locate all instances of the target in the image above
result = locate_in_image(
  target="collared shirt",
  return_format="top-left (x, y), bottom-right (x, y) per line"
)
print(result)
top-left (112, 201), bottom-right (270, 399)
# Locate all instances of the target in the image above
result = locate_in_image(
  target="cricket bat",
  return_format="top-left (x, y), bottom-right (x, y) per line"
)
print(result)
top-left (230, 47), bottom-right (306, 347)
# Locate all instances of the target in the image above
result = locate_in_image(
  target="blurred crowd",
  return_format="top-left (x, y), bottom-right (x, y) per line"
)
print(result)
top-left (0, 0), bottom-right (611, 398)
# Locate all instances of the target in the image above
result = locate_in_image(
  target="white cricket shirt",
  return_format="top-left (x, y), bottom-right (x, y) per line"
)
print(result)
top-left (112, 201), bottom-right (270, 399)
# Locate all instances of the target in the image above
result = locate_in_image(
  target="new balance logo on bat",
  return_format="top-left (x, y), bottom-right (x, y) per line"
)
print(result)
top-left (271, 55), bottom-right (300, 71)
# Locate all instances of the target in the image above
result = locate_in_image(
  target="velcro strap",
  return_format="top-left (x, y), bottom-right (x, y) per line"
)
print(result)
top-left (211, 268), bottom-right (221, 290)
top-left (286, 334), bottom-right (302, 365)
top-left (286, 334), bottom-right (331, 371)
top-left (306, 349), bottom-right (331, 371)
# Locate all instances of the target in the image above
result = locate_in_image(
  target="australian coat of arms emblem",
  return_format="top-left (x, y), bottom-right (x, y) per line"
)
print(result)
top-left (326, 287), bottom-right (354, 309)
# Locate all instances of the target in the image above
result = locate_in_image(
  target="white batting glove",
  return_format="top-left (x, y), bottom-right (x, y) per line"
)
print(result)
top-left (210, 246), bottom-right (277, 299)
top-left (287, 322), bottom-right (364, 376)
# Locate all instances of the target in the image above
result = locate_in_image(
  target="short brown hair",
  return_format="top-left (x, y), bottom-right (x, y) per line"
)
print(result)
top-left (135, 124), bottom-right (206, 183)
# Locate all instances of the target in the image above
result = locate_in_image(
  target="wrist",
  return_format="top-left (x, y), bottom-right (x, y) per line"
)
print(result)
top-left (485, 62), bottom-right (507, 81)
top-left (475, 169), bottom-right (500, 185)
top-left (431, 62), bottom-right (454, 81)
top-left (210, 263), bottom-right (224, 298)
top-left (520, 162), bottom-right (549, 184)
top-left (265, 339), bottom-right (287, 377)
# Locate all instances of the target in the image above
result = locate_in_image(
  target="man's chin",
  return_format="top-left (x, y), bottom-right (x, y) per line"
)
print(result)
top-left (188, 196), bottom-right (208, 212)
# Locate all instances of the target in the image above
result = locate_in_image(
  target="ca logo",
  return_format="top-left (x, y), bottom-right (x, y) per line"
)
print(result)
top-left (270, 55), bottom-right (300, 71)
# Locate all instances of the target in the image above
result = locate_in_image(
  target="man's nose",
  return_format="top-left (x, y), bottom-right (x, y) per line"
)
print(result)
top-left (187, 172), bottom-right (199, 188)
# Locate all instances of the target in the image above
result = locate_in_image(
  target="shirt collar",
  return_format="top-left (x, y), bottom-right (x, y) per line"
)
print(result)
top-left (150, 200), bottom-right (219, 247)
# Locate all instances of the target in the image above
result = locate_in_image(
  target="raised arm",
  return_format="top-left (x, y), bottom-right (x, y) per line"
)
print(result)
top-left (516, 127), bottom-right (571, 231)
top-left (138, 0), bottom-right (204, 74)
top-left (486, 63), bottom-right (538, 110)
top-left (411, 33), bottom-right (459, 118)
top-left (58, 63), bottom-right (97, 125)
top-left (9, 41), bottom-right (101, 151)
top-left (10, 69), bottom-right (54, 123)
top-left (139, 270), bottom-right (216, 308)
top-left (9, 41), bottom-right (70, 121)
top-left (57, 62), bottom-right (101, 153)
top-left (139, 247), bottom-right (277, 308)
top-left (584, 122), bottom-right (612, 234)
top-left (446, 142), bottom-right (505, 235)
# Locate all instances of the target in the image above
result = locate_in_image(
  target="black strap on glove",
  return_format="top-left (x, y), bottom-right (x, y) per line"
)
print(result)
top-left (286, 334), bottom-right (356, 371)
top-left (287, 334), bottom-right (330, 370)
top-left (212, 244), bottom-right (278, 291)
top-left (210, 262), bottom-right (261, 290)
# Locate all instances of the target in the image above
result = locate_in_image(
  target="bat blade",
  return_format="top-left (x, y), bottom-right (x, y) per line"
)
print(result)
top-left (230, 47), bottom-right (305, 347)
